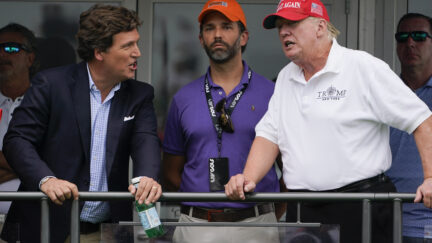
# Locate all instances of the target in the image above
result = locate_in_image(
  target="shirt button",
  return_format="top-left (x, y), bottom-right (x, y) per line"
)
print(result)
top-left (218, 91), bottom-right (222, 95)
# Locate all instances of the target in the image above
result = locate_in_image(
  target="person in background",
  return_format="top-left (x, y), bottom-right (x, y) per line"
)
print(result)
top-left (386, 13), bottom-right (432, 243)
top-left (162, 0), bottom-right (283, 242)
top-left (1, 5), bottom-right (162, 243)
top-left (0, 23), bottom-right (38, 215)
top-left (225, 1), bottom-right (432, 243)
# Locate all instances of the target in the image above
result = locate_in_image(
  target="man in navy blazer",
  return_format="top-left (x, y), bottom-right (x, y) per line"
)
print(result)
top-left (1, 4), bottom-right (162, 243)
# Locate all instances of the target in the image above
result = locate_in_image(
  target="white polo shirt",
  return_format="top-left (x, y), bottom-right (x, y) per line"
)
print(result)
top-left (256, 40), bottom-right (432, 191)
top-left (0, 92), bottom-right (24, 149)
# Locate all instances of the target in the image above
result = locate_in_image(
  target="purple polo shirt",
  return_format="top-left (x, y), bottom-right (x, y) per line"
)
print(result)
top-left (163, 61), bottom-right (279, 208)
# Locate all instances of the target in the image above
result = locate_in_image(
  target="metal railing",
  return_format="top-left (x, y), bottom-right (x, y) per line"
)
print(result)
top-left (0, 192), bottom-right (416, 243)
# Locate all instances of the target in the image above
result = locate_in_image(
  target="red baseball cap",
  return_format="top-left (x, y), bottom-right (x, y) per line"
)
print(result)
top-left (198, 0), bottom-right (247, 28)
top-left (263, 0), bottom-right (329, 29)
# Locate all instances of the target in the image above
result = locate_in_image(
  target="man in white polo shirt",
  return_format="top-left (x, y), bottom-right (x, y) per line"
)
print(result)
top-left (0, 23), bottom-right (37, 215)
top-left (225, 0), bottom-right (432, 242)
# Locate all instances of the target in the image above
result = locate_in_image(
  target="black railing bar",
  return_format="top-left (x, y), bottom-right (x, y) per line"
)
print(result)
top-left (362, 199), bottom-right (371, 243)
top-left (160, 192), bottom-right (417, 202)
top-left (0, 192), bottom-right (417, 202)
top-left (71, 199), bottom-right (80, 243)
top-left (296, 202), bottom-right (301, 223)
top-left (0, 192), bottom-right (46, 200)
top-left (41, 198), bottom-right (49, 243)
top-left (393, 199), bottom-right (403, 243)
top-left (118, 221), bottom-right (321, 227)
top-left (387, 193), bottom-right (417, 201)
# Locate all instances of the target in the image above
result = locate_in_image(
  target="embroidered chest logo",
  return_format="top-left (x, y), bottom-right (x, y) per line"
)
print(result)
top-left (316, 85), bottom-right (347, 101)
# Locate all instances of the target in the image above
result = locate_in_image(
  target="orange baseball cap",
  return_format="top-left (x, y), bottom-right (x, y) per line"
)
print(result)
top-left (198, 0), bottom-right (247, 28)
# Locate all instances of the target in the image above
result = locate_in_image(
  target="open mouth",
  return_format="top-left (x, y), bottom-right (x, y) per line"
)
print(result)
top-left (129, 62), bottom-right (137, 69)
top-left (284, 41), bottom-right (295, 47)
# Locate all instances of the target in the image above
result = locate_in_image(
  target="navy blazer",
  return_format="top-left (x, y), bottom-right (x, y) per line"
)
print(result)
top-left (1, 62), bottom-right (161, 243)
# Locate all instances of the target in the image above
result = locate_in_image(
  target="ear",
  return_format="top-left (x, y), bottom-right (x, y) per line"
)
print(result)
top-left (26, 52), bottom-right (35, 68)
top-left (94, 48), bottom-right (105, 61)
top-left (199, 33), bottom-right (204, 48)
top-left (240, 30), bottom-right (249, 47)
top-left (316, 19), bottom-right (328, 39)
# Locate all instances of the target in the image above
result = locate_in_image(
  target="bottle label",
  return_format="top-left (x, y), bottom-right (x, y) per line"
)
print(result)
top-left (139, 207), bottom-right (161, 230)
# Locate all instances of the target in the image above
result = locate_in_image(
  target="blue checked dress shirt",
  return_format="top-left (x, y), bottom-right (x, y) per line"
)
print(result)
top-left (80, 64), bottom-right (120, 223)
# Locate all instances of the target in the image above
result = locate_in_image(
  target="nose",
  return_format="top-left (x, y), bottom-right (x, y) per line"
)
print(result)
top-left (132, 44), bottom-right (141, 58)
top-left (214, 26), bottom-right (222, 39)
top-left (406, 36), bottom-right (416, 46)
top-left (279, 24), bottom-right (292, 38)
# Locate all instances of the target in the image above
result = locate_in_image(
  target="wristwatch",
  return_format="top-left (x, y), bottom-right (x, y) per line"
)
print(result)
top-left (39, 176), bottom-right (56, 189)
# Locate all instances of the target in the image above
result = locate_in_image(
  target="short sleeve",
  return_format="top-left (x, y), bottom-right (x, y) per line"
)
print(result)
top-left (162, 98), bottom-right (186, 155)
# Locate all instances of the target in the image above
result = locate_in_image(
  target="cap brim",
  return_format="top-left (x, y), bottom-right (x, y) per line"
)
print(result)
top-left (262, 12), bottom-right (308, 29)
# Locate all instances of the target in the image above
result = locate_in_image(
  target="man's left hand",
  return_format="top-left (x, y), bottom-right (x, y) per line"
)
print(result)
top-left (128, 176), bottom-right (162, 205)
top-left (415, 178), bottom-right (432, 208)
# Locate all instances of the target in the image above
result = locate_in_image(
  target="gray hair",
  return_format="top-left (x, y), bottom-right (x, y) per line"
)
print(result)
top-left (275, 17), bottom-right (340, 40)
top-left (308, 17), bottom-right (340, 39)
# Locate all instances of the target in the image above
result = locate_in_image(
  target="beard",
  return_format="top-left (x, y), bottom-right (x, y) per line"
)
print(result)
top-left (203, 36), bottom-right (241, 64)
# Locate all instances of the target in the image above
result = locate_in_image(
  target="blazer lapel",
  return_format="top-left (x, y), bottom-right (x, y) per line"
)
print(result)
top-left (105, 82), bottom-right (129, 176)
top-left (71, 63), bottom-right (91, 165)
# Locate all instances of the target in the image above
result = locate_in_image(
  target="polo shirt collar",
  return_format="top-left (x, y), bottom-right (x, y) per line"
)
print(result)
top-left (290, 38), bottom-right (342, 83)
top-left (399, 74), bottom-right (432, 92)
top-left (425, 76), bottom-right (432, 88)
top-left (416, 75), bottom-right (432, 90)
top-left (0, 90), bottom-right (24, 105)
top-left (0, 92), bottom-right (8, 105)
top-left (206, 60), bottom-right (251, 89)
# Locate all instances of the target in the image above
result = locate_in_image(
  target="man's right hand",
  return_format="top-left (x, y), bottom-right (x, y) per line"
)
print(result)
top-left (225, 173), bottom-right (256, 200)
top-left (40, 177), bottom-right (79, 205)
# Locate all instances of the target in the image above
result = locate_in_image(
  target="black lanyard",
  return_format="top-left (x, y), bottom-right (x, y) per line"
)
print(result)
top-left (204, 68), bottom-right (252, 156)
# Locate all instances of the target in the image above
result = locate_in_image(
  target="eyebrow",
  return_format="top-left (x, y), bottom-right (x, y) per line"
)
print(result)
top-left (120, 40), bottom-right (137, 48)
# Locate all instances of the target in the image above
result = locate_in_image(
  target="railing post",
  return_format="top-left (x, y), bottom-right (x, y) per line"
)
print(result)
top-left (41, 197), bottom-right (50, 243)
top-left (296, 202), bottom-right (301, 223)
top-left (393, 198), bottom-right (402, 243)
top-left (362, 199), bottom-right (371, 243)
top-left (71, 199), bottom-right (80, 243)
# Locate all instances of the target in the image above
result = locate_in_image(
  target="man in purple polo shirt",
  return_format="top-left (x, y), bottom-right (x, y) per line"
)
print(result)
top-left (162, 0), bottom-right (282, 242)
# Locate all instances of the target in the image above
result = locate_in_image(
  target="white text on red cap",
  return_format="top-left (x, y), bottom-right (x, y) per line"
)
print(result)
top-left (277, 2), bottom-right (301, 12)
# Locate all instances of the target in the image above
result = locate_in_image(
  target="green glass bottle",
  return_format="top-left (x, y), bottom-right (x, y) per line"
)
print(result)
top-left (132, 177), bottom-right (165, 238)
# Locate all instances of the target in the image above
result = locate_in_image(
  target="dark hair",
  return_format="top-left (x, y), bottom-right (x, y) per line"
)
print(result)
top-left (199, 21), bottom-right (248, 53)
top-left (76, 4), bottom-right (141, 62)
top-left (238, 21), bottom-right (248, 53)
top-left (0, 23), bottom-right (39, 77)
top-left (397, 13), bottom-right (432, 33)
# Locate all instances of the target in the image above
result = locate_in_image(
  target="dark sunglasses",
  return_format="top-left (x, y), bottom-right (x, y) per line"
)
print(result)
top-left (395, 31), bottom-right (432, 43)
top-left (215, 98), bottom-right (234, 133)
top-left (0, 42), bottom-right (30, 54)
